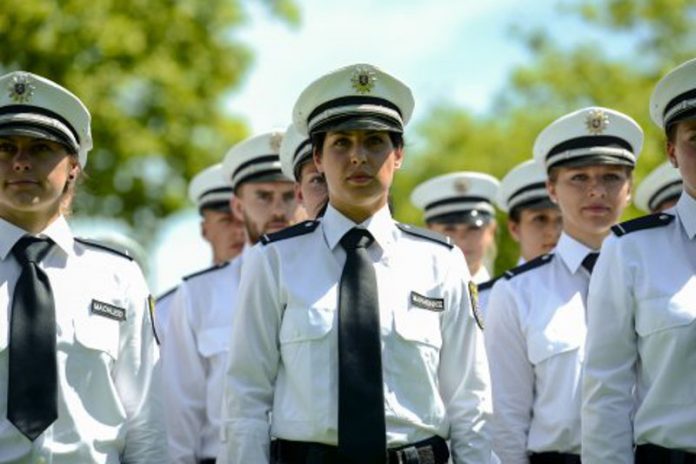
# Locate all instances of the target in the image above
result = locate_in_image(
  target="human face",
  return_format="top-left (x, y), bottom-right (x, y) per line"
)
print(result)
top-left (200, 209), bottom-right (245, 264)
top-left (508, 207), bottom-right (562, 261)
top-left (233, 181), bottom-right (297, 244)
top-left (296, 160), bottom-right (328, 219)
top-left (547, 164), bottom-right (631, 249)
top-left (428, 220), bottom-right (497, 275)
top-left (667, 120), bottom-right (696, 200)
top-left (0, 135), bottom-right (78, 231)
top-left (314, 130), bottom-right (403, 223)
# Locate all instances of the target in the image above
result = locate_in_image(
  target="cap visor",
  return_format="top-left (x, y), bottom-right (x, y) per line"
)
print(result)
top-left (313, 115), bottom-right (403, 134)
top-left (551, 154), bottom-right (634, 169)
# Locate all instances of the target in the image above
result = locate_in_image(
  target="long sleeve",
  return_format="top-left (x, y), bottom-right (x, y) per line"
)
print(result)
top-left (118, 265), bottom-right (168, 464)
top-left (219, 246), bottom-right (281, 464)
top-left (162, 284), bottom-right (208, 463)
top-left (485, 279), bottom-right (534, 464)
top-left (581, 237), bottom-right (636, 464)
top-left (441, 248), bottom-right (493, 464)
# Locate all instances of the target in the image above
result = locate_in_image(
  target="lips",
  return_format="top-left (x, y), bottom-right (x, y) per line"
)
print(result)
top-left (346, 171), bottom-right (373, 183)
top-left (582, 204), bottom-right (610, 214)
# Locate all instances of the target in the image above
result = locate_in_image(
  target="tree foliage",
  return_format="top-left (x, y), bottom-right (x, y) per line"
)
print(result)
top-left (0, 0), bottom-right (296, 240)
top-left (394, 0), bottom-right (696, 274)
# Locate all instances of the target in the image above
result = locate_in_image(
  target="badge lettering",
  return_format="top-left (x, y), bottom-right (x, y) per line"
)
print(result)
top-left (91, 299), bottom-right (126, 321)
top-left (410, 291), bottom-right (445, 312)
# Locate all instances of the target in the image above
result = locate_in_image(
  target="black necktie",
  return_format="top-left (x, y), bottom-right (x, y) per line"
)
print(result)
top-left (582, 252), bottom-right (599, 274)
top-left (8, 236), bottom-right (58, 441)
top-left (337, 228), bottom-right (386, 464)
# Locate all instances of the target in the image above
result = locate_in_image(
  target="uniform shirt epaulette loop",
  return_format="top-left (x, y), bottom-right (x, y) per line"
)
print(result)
top-left (395, 223), bottom-right (453, 249)
top-left (503, 253), bottom-right (554, 280)
top-left (478, 274), bottom-right (503, 291)
top-left (260, 220), bottom-right (320, 245)
top-left (611, 213), bottom-right (675, 237)
top-left (183, 261), bottom-right (230, 281)
top-left (75, 237), bottom-right (134, 261)
top-left (156, 286), bottom-right (178, 303)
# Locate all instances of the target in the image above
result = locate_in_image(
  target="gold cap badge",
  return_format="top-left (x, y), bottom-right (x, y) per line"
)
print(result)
top-left (350, 66), bottom-right (377, 94)
top-left (585, 109), bottom-right (609, 135)
top-left (8, 73), bottom-right (36, 103)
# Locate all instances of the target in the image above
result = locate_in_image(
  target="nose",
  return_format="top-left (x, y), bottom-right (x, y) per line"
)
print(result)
top-left (587, 176), bottom-right (607, 197)
top-left (349, 143), bottom-right (368, 165)
top-left (12, 149), bottom-right (32, 172)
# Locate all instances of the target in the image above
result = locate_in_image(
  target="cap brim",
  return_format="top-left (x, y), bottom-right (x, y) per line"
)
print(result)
top-left (515, 198), bottom-right (557, 212)
top-left (428, 211), bottom-right (494, 227)
top-left (313, 115), bottom-right (403, 134)
top-left (242, 172), bottom-right (293, 185)
top-left (0, 126), bottom-right (76, 152)
top-left (199, 201), bottom-right (231, 213)
top-left (551, 154), bottom-right (634, 169)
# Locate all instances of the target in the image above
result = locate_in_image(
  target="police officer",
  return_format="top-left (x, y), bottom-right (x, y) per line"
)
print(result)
top-left (485, 106), bottom-right (640, 463)
top-left (155, 162), bottom-right (245, 346)
top-left (478, 159), bottom-right (562, 316)
top-left (634, 160), bottom-right (682, 213)
top-left (582, 58), bottom-right (696, 463)
top-left (219, 63), bottom-right (492, 464)
top-left (0, 71), bottom-right (165, 462)
top-left (411, 172), bottom-right (500, 283)
top-left (162, 130), bottom-right (299, 464)
top-left (280, 122), bottom-right (328, 219)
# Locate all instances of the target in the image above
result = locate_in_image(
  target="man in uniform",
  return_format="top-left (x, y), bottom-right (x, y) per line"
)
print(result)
top-left (162, 130), bottom-right (299, 464)
top-left (0, 71), bottom-right (165, 462)
top-left (582, 57), bottom-right (696, 463)
top-left (634, 160), bottom-right (682, 213)
top-left (411, 171), bottom-right (500, 283)
top-left (280, 123), bottom-right (328, 219)
top-left (155, 162), bottom-right (245, 345)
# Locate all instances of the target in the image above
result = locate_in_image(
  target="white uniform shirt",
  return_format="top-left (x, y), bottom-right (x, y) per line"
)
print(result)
top-left (582, 193), bottom-right (696, 463)
top-left (473, 266), bottom-right (491, 284)
top-left (219, 204), bottom-right (492, 464)
top-left (485, 232), bottom-right (594, 463)
top-left (0, 217), bottom-right (166, 463)
top-left (162, 249), bottom-right (245, 463)
top-left (154, 285), bottom-right (178, 347)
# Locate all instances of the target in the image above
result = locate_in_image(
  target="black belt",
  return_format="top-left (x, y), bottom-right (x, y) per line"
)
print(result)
top-left (198, 459), bottom-right (215, 464)
top-left (272, 435), bottom-right (449, 464)
top-left (530, 452), bottom-right (581, 464)
top-left (636, 444), bottom-right (696, 464)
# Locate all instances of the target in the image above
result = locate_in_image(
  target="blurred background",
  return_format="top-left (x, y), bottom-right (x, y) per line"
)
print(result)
top-left (2, 0), bottom-right (694, 294)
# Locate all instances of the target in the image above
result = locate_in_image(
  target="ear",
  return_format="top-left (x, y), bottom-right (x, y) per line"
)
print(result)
top-left (393, 146), bottom-right (404, 169)
top-left (200, 220), bottom-right (208, 240)
top-left (313, 148), bottom-right (324, 173)
top-left (667, 140), bottom-right (678, 168)
top-left (68, 158), bottom-right (80, 180)
top-left (507, 220), bottom-right (522, 242)
top-left (546, 179), bottom-right (558, 204)
top-left (294, 182), bottom-right (304, 205)
top-left (231, 195), bottom-right (245, 222)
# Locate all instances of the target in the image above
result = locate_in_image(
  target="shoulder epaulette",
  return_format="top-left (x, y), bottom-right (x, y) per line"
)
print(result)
top-left (75, 237), bottom-right (133, 261)
top-left (395, 223), bottom-right (453, 249)
top-left (611, 213), bottom-right (675, 237)
top-left (183, 261), bottom-right (230, 281)
top-left (478, 274), bottom-right (503, 291)
top-left (156, 286), bottom-right (178, 303)
top-left (504, 253), bottom-right (554, 280)
top-left (260, 220), bottom-right (320, 245)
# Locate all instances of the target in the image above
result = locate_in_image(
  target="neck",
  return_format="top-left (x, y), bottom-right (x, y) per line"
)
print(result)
top-left (564, 227), bottom-right (606, 251)
top-left (1, 209), bottom-right (60, 234)
top-left (330, 197), bottom-right (387, 224)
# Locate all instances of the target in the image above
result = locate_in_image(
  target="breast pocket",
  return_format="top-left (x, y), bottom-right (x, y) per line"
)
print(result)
top-left (527, 302), bottom-right (584, 365)
top-left (393, 305), bottom-right (443, 350)
top-left (279, 305), bottom-right (334, 345)
top-left (635, 295), bottom-right (696, 336)
top-left (73, 313), bottom-right (121, 361)
top-left (197, 327), bottom-right (230, 358)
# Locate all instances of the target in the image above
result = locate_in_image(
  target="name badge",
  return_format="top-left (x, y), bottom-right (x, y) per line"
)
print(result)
top-left (410, 291), bottom-right (445, 312)
top-left (91, 299), bottom-right (126, 321)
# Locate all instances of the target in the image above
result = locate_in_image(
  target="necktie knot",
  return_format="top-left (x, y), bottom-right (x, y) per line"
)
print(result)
top-left (12, 236), bottom-right (54, 265)
top-left (340, 228), bottom-right (374, 251)
top-left (582, 252), bottom-right (599, 274)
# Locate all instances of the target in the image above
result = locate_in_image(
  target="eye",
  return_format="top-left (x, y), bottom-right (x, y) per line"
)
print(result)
top-left (256, 191), bottom-right (272, 202)
top-left (308, 174), bottom-right (325, 185)
top-left (365, 134), bottom-right (387, 148)
top-left (283, 191), bottom-right (295, 202)
top-left (0, 142), bottom-right (16, 153)
top-left (332, 137), bottom-right (351, 148)
top-left (570, 173), bottom-right (588, 182)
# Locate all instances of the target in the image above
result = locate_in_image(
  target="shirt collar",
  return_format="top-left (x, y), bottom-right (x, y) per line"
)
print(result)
top-left (555, 231), bottom-right (596, 274)
top-left (675, 192), bottom-right (696, 239)
top-left (322, 203), bottom-right (396, 251)
top-left (0, 215), bottom-right (74, 261)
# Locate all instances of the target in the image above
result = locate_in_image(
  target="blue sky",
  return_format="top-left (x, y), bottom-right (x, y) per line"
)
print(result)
top-left (129, 0), bottom-right (623, 293)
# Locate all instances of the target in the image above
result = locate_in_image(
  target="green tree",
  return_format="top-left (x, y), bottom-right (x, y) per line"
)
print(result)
top-left (0, 0), bottom-right (298, 241)
top-left (395, 0), bottom-right (696, 274)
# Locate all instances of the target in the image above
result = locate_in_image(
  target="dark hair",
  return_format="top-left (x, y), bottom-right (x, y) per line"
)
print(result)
top-left (547, 164), bottom-right (634, 183)
top-left (311, 131), bottom-right (404, 157)
top-left (666, 123), bottom-right (678, 144)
